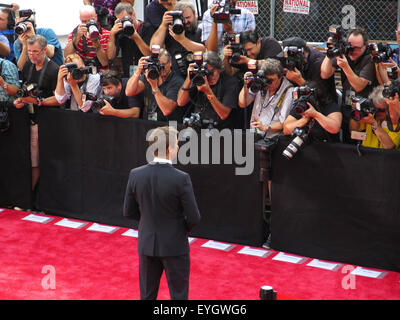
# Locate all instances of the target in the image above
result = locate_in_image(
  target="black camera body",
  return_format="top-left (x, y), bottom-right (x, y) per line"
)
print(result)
top-left (350, 97), bottom-right (378, 121)
top-left (369, 42), bottom-right (394, 63)
top-left (120, 16), bottom-right (134, 36)
top-left (189, 52), bottom-right (213, 87)
top-left (15, 21), bottom-right (29, 35)
top-left (383, 78), bottom-right (400, 99)
top-left (65, 62), bottom-right (96, 80)
top-left (14, 9), bottom-right (35, 35)
top-left (143, 45), bottom-right (162, 80)
top-left (86, 19), bottom-right (100, 40)
top-left (212, 0), bottom-right (241, 24)
top-left (282, 46), bottom-right (305, 71)
top-left (292, 86), bottom-right (316, 115)
top-left (90, 94), bottom-right (112, 112)
top-left (245, 69), bottom-right (271, 93)
top-left (222, 33), bottom-right (243, 64)
top-left (326, 25), bottom-right (347, 59)
top-left (168, 11), bottom-right (185, 35)
top-left (16, 83), bottom-right (42, 98)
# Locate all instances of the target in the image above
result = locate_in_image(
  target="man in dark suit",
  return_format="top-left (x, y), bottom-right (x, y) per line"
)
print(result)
top-left (123, 125), bottom-right (201, 300)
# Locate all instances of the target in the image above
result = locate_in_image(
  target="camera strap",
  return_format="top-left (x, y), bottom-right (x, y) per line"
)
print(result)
top-left (385, 108), bottom-right (400, 132)
top-left (26, 57), bottom-right (49, 94)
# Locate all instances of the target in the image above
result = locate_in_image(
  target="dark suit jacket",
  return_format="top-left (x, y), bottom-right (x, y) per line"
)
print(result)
top-left (123, 161), bottom-right (201, 257)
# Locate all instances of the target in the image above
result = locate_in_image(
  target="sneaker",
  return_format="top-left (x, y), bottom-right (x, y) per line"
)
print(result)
top-left (262, 233), bottom-right (272, 249)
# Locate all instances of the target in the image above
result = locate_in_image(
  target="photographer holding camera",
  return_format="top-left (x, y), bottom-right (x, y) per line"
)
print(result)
top-left (283, 81), bottom-right (342, 144)
top-left (13, 17), bottom-right (63, 70)
top-left (223, 29), bottom-right (282, 77)
top-left (13, 35), bottom-right (60, 192)
top-left (150, 1), bottom-right (205, 77)
top-left (238, 58), bottom-right (294, 137)
top-left (177, 51), bottom-right (239, 130)
top-left (321, 26), bottom-right (378, 144)
top-left (96, 69), bottom-right (143, 118)
top-left (144, 0), bottom-right (176, 33)
top-left (107, 2), bottom-right (152, 78)
top-left (55, 53), bottom-right (101, 112)
top-left (64, 5), bottom-right (110, 69)
top-left (349, 86), bottom-right (400, 149)
top-left (202, 0), bottom-right (255, 53)
top-left (126, 46), bottom-right (184, 122)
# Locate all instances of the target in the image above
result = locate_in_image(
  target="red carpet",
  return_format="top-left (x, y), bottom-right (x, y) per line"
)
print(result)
top-left (0, 208), bottom-right (399, 300)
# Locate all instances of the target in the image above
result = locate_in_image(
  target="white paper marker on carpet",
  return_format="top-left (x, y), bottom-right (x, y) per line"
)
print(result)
top-left (307, 259), bottom-right (342, 271)
top-left (22, 214), bottom-right (53, 224)
top-left (188, 237), bottom-right (196, 244)
top-left (87, 223), bottom-right (119, 234)
top-left (238, 246), bottom-right (272, 258)
top-left (272, 252), bottom-right (307, 264)
top-left (55, 218), bottom-right (87, 229)
top-left (122, 229), bottom-right (138, 238)
top-left (202, 240), bottom-right (235, 251)
top-left (351, 266), bottom-right (387, 279)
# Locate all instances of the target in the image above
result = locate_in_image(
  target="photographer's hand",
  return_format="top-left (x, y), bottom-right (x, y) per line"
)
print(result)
top-left (99, 100), bottom-right (115, 116)
top-left (13, 98), bottom-right (24, 109)
top-left (250, 115), bottom-right (268, 132)
top-left (169, 25), bottom-right (185, 42)
top-left (302, 102), bottom-right (318, 119)
top-left (284, 67), bottom-right (305, 86)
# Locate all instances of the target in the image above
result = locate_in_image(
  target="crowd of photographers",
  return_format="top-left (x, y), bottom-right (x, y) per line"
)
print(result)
top-left (2, 0), bottom-right (400, 190)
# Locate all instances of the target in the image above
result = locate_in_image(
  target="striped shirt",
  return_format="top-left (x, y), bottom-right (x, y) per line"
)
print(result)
top-left (67, 26), bottom-right (110, 62)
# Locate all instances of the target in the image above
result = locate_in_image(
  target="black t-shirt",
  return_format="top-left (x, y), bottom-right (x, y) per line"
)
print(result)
top-left (144, 0), bottom-right (166, 31)
top-left (289, 100), bottom-right (341, 142)
top-left (110, 78), bottom-right (144, 111)
top-left (141, 71), bottom-right (185, 123)
top-left (115, 21), bottom-right (153, 78)
top-left (184, 72), bottom-right (239, 130)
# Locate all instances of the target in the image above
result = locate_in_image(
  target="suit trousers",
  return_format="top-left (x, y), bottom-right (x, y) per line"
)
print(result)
top-left (139, 253), bottom-right (190, 300)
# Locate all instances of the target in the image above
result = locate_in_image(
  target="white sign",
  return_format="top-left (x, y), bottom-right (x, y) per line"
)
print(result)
top-left (272, 252), bottom-right (307, 264)
top-left (202, 240), bottom-right (235, 251)
top-left (236, 1), bottom-right (259, 15)
top-left (238, 246), bottom-right (272, 258)
top-left (283, 0), bottom-right (310, 15)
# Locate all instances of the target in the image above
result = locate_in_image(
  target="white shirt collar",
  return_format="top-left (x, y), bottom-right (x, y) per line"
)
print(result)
top-left (153, 157), bottom-right (172, 164)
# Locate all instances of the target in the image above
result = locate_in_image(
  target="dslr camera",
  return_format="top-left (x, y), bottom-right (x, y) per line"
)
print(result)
top-left (212, 0), bottom-right (241, 24)
top-left (245, 60), bottom-right (271, 93)
top-left (86, 94), bottom-right (113, 112)
top-left (326, 25), bottom-right (348, 59)
top-left (350, 97), bottom-right (378, 121)
top-left (86, 19), bottom-right (100, 40)
top-left (16, 83), bottom-right (42, 98)
top-left (222, 33), bottom-right (243, 64)
top-left (282, 46), bottom-right (305, 71)
top-left (14, 9), bottom-right (35, 35)
top-left (168, 11), bottom-right (185, 35)
top-left (189, 51), bottom-right (213, 86)
top-left (119, 16), bottom-right (134, 36)
top-left (142, 45), bottom-right (163, 80)
top-left (282, 124), bottom-right (312, 159)
top-left (368, 42), bottom-right (394, 63)
top-left (183, 112), bottom-right (201, 128)
top-left (65, 63), bottom-right (97, 81)
top-left (291, 86), bottom-right (316, 115)
top-left (382, 66), bottom-right (400, 98)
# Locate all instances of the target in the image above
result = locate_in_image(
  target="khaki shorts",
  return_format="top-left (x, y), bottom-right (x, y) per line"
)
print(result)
top-left (31, 124), bottom-right (39, 168)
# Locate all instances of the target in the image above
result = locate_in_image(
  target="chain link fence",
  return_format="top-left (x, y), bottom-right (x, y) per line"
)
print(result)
top-left (256, 0), bottom-right (399, 42)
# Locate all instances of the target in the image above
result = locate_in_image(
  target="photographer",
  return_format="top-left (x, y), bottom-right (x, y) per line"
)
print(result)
top-left (64, 5), bottom-right (110, 69)
top-left (0, 56), bottom-right (19, 101)
top-left (126, 47), bottom-right (184, 122)
top-left (144, 0), bottom-right (176, 33)
top-left (13, 35), bottom-right (60, 191)
top-left (177, 51), bottom-right (239, 130)
top-left (321, 26), bottom-right (377, 143)
top-left (96, 69), bottom-right (143, 118)
top-left (223, 29), bottom-right (282, 77)
top-left (55, 53), bottom-right (101, 112)
top-left (107, 2), bottom-right (152, 78)
top-left (202, 0), bottom-right (255, 53)
top-left (349, 86), bottom-right (400, 149)
top-left (150, 1), bottom-right (205, 77)
top-left (283, 81), bottom-right (342, 143)
top-left (13, 18), bottom-right (63, 70)
top-left (281, 37), bottom-right (337, 102)
top-left (238, 58), bottom-right (294, 137)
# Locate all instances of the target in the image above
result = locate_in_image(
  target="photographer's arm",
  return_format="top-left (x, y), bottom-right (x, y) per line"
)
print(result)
top-left (107, 21), bottom-right (122, 61)
top-left (320, 56), bottom-right (336, 79)
top-left (238, 74), bottom-right (255, 108)
top-left (177, 75), bottom-right (191, 107)
top-left (0, 42), bottom-right (10, 57)
top-left (337, 56), bottom-right (369, 93)
top-left (372, 121), bottom-right (396, 149)
top-left (205, 91), bottom-right (231, 120)
top-left (173, 32), bottom-right (205, 53)
top-left (150, 12), bottom-right (171, 48)
top-left (126, 72), bottom-right (145, 96)
top-left (131, 32), bottom-right (151, 56)
top-left (46, 44), bottom-right (55, 59)
top-left (151, 83), bottom-right (178, 116)
top-left (283, 115), bottom-right (309, 135)
top-left (99, 100), bottom-right (140, 118)
top-left (205, 22), bottom-right (218, 52)
top-left (303, 103), bottom-right (341, 134)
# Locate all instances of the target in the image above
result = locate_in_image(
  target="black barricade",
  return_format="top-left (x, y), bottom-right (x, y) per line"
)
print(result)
top-left (270, 137), bottom-right (400, 273)
top-left (36, 108), bottom-right (265, 246)
top-left (0, 105), bottom-right (32, 209)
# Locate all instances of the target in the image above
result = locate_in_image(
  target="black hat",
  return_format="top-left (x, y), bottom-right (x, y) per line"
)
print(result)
top-left (282, 37), bottom-right (307, 49)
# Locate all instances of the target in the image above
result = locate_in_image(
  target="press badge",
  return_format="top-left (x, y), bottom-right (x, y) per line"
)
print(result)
top-left (148, 111), bottom-right (157, 121)
top-left (351, 131), bottom-right (367, 141)
top-left (345, 90), bottom-right (356, 106)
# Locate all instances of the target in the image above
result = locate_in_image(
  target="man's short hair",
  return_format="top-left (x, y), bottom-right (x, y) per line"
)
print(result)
top-left (100, 69), bottom-right (122, 87)
top-left (348, 26), bottom-right (369, 44)
top-left (282, 36), bottom-right (307, 50)
top-left (174, 0), bottom-right (196, 15)
top-left (64, 53), bottom-right (83, 64)
top-left (369, 85), bottom-right (387, 107)
top-left (80, 5), bottom-right (96, 16)
top-left (204, 51), bottom-right (224, 71)
top-left (259, 58), bottom-right (284, 78)
top-left (159, 48), bottom-right (172, 63)
top-left (240, 29), bottom-right (259, 44)
top-left (27, 34), bottom-right (47, 50)
top-left (114, 2), bottom-right (134, 16)
top-left (148, 126), bottom-right (179, 157)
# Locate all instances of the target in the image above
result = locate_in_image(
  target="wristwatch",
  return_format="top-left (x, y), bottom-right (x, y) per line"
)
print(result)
top-left (152, 88), bottom-right (159, 94)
